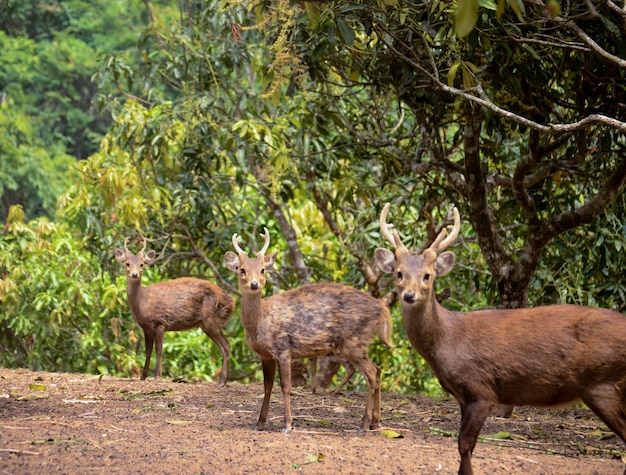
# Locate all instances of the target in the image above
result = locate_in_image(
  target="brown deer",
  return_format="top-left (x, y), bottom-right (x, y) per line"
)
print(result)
top-left (115, 237), bottom-right (234, 385)
top-left (375, 203), bottom-right (626, 475)
top-left (224, 227), bottom-right (392, 434)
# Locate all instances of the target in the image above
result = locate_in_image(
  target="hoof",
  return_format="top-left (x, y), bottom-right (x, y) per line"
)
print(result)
top-left (283, 427), bottom-right (292, 435)
top-left (356, 427), bottom-right (368, 435)
top-left (252, 425), bottom-right (265, 431)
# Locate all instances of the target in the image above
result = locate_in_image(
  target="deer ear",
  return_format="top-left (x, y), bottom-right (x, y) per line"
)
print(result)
top-left (114, 249), bottom-right (126, 264)
top-left (264, 251), bottom-right (278, 269)
top-left (375, 248), bottom-right (396, 273)
top-left (435, 251), bottom-right (456, 276)
top-left (143, 250), bottom-right (157, 265)
top-left (224, 251), bottom-right (240, 272)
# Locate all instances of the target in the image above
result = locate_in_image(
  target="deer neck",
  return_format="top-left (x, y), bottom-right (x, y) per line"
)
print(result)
top-left (402, 294), bottom-right (448, 364)
top-left (125, 278), bottom-right (144, 318)
top-left (239, 290), bottom-right (265, 335)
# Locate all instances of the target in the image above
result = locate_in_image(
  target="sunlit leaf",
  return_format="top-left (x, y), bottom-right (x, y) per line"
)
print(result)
top-left (456, 0), bottom-right (478, 38)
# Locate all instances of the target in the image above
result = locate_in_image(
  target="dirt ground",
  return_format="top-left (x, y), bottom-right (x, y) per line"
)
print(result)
top-left (1, 368), bottom-right (625, 474)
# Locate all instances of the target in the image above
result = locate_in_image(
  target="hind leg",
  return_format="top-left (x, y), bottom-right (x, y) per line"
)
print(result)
top-left (346, 353), bottom-right (380, 433)
top-left (582, 384), bottom-right (626, 474)
top-left (202, 324), bottom-right (231, 386)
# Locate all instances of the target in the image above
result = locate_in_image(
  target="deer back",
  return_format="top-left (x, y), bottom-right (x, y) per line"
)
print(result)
top-left (260, 283), bottom-right (391, 359)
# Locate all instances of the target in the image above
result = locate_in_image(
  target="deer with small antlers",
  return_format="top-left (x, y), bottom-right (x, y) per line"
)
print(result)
top-left (224, 227), bottom-right (392, 434)
top-left (115, 237), bottom-right (234, 384)
top-left (375, 203), bottom-right (626, 475)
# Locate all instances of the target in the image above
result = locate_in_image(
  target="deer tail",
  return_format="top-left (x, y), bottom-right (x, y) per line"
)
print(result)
top-left (379, 307), bottom-right (394, 348)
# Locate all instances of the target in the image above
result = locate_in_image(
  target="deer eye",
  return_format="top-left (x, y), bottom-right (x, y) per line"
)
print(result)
top-left (240, 268), bottom-right (246, 277)
top-left (260, 268), bottom-right (265, 275)
top-left (397, 271), bottom-right (403, 280)
top-left (423, 273), bottom-right (431, 282)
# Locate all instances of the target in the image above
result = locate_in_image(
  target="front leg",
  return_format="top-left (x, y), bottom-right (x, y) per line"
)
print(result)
top-left (458, 401), bottom-right (492, 475)
top-left (277, 353), bottom-right (293, 433)
top-left (154, 325), bottom-right (165, 380)
top-left (141, 330), bottom-right (155, 380)
top-left (255, 359), bottom-right (276, 431)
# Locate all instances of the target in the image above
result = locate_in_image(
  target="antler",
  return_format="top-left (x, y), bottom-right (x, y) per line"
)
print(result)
top-left (257, 227), bottom-right (270, 256)
top-left (232, 233), bottom-right (248, 257)
top-left (427, 206), bottom-right (460, 254)
top-left (379, 203), bottom-right (409, 256)
top-left (123, 237), bottom-right (131, 254)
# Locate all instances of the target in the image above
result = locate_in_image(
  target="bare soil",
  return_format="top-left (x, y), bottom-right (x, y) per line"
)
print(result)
top-left (1, 367), bottom-right (624, 474)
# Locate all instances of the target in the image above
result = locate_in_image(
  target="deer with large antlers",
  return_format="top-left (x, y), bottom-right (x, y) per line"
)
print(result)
top-left (375, 203), bottom-right (626, 475)
top-left (115, 237), bottom-right (234, 384)
top-left (224, 228), bottom-right (392, 434)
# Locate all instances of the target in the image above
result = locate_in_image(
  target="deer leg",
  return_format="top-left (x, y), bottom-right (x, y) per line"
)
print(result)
top-left (255, 358), bottom-right (276, 431)
top-left (309, 357), bottom-right (318, 394)
top-left (154, 325), bottom-right (165, 380)
top-left (349, 355), bottom-right (380, 433)
top-left (203, 326), bottom-right (231, 386)
top-left (277, 354), bottom-right (294, 434)
top-left (141, 330), bottom-right (155, 381)
top-left (582, 385), bottom-right (626, 457)
top-left (331, 362), bottom-right (356, 396)
top-left (458, 401), bottom-right (492, 475)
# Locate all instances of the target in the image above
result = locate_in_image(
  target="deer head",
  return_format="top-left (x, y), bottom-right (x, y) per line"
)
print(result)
top-left (224, 227), bottom-right (278, 293)
top-left (115, 237), bottom-right (157, 281)
top-left (375, 203), bottom-right (460, 306)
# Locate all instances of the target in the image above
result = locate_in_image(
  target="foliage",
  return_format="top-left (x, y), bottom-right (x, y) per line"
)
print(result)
top-left (0, 0), bottom-right (150, 221)
top-left (231, 0), bottom-right (626, 309)
top-left (2, 0), bottom-right (626, 400)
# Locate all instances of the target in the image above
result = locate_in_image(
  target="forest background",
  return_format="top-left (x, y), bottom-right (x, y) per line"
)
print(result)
top-left (1, 0), bottom-right (625, 396)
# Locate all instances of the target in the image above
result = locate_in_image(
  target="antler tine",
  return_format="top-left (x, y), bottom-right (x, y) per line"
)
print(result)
top-left (438, 206), bottom-right (460, 251)
top-left (232, 233), bottom-right (248, 257)
top-left (379, 203), bottom-right (409, 255)
top-left (379, 203), bottom-right (396, 247)
top-left (257, 227), bottom-right (270, 257)
top-left (139, 235), bottom-right (147, 255)
top-left (123, 237), bottom-right (130, 253)
top-left (428, 206), bottom-right (461, 254)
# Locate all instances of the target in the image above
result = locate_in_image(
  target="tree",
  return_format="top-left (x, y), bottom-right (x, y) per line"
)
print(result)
top-left (0, 0), bottom-right (151, 220)
top-left (233, 0), bottom-right (626, 309)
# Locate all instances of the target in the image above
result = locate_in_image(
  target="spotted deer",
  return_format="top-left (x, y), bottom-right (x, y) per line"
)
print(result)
top-left (115, 237), bottom-right (234, 384)
top-left (224, 228), bottom-right (392, 433)
top-left (375, 203), bottom-right (626, 475)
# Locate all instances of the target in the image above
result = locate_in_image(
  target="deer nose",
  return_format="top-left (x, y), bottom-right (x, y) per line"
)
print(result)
top-left (130, 271), bottom-right (140, 279)
top-left (250, 281), bottom-right (259, 291)
top-left (403, 292), bottom-right (417, 304)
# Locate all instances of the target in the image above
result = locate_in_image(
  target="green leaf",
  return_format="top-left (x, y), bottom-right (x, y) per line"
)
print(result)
top-left (448, 62), bottom-right (462, 87)
top-left (496, 0), bottom-right (506, 19)
top-left (456, 0), bottom-right (478, 38)
top-left (336, 18), bottom-right (355, 47)
top-left (304, 2), bottom-right (321, 29)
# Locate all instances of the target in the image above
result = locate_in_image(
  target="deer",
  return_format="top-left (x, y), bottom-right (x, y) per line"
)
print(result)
top-left (375, 203), bottom-right (626, 475)
top-left (115, 237), bottom-right (234, 385)
top-left (309, 289), bottom-right (450, 396)
top-left (223, 227), bottom-right (392, 434)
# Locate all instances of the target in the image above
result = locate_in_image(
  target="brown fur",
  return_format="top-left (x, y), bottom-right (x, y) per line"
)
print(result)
top-left (224, 229), bottom-right (391, 433)
top-left (115, 241), bottom-right (234, 384)
top-left (376, 204), bottom-right (626, 475)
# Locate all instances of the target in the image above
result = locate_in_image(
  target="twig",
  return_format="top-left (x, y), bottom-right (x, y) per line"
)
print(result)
top-left (0, 448), bottom-right (42, 455)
